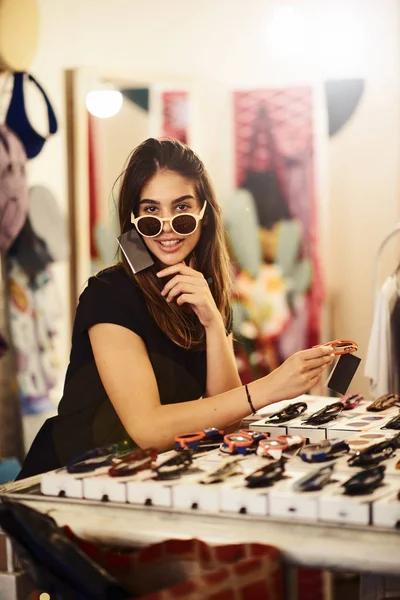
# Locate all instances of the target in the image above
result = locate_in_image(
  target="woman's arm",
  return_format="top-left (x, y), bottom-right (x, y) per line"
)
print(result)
top-left (205, 326), bottom-right (241, 396)
top-left (204, 325), bottom-right (242, 432)
top-left (89, 323), bottom-right (333, 452)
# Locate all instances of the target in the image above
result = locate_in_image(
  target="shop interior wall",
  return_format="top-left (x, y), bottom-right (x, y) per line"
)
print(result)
top-left (23, 0), bottom-right (400, 448)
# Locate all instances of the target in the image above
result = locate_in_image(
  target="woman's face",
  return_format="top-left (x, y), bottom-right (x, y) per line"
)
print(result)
top-left (135, 170), bottom-right (204, 267)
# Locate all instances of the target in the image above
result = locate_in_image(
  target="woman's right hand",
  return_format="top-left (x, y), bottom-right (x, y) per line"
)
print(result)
top-left (264, 345), bottom-right (335, 403)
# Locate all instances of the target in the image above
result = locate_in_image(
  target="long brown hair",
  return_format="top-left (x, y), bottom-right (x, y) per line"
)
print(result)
top-left (116, 138), bottom-right (232, 349)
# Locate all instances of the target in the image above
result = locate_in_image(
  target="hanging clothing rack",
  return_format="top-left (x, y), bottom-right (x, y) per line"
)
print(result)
top-left (373, 222), bottom-right (400, 300)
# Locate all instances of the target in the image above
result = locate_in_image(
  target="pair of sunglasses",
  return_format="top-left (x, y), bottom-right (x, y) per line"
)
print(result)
top-left (174, 428), bottom-right (224, 452)
top-left (245, 458), bottom-right (286, 488)
top-left (342, 465), bottom-right (385, 495)
top-left (108, 448), bottom-right (158, 477)
top-left (131, 201), bottom-right (207, 238)
top-left (293, 464), bottom-right (335, 492)
top-left (154, 449), bottom-right (194, 480)
top-left (367, 393), bottom-right (400, 412)
top-left (341, 393), bottom-right (363, 410)
top-left (266, 401), bottom-right (308, 424)
top-left (382, 414), bottom-right (400, 431)
top-left (302, 402), bottom-right (344, 426)
top-left (66, 439), bottom-right (135, 474)
top-left (320, 339), bottom-right (358, 355)
top-left (256, 435), bottom-right (306, 459)
top-left (300, 439), bottom-right (350, 463)
top-left (347, 438), bottom-right (396, 468)
top-left (200, 457), bottom-right (242, 485)
top-left (220, 432), bottom-right (264, 456)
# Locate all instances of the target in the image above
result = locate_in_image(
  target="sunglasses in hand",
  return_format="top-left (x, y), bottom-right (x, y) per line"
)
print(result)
top-left (320, 339), bottom-right (358, 355)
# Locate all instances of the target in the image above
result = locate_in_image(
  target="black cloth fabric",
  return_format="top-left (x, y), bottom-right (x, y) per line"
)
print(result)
top-left (390, 295), bottom-right (400, 395)
top-left (17, 265), bottom-right (207, 479)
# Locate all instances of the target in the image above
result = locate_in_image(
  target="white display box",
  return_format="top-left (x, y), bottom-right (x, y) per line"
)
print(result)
top-left (287, 421), bottom-right (327, 443)
top-left (268, 470), bottom-right (329, 522)
top-left (247, 422), bottom-right (288, 437)
top-left (41, 470), bottom-right (84, 499)
top-left (171, 476), bottom-right (227, 512)
top-left (372, 490), bottom-right (400, 529)
top-left (220, 482), bottom-right (269, 516)
top-left (82, 474), bottom-right (128, 503)
top-left (319, 479), bottom-right (396, 526)
top-left (126, 476), bottom-right (173, 508)
top-left (40, 465), bottom-right (111, 499)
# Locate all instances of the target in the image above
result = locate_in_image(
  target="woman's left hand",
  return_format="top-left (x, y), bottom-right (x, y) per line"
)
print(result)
top-left (157, 263), bottom-right (222, 329)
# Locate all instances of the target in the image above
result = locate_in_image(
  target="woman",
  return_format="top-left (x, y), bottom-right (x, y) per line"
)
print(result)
top-left (18, 138), bottom-right (333, 478)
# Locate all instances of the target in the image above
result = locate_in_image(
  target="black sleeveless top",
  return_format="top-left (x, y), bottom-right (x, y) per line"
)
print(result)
top-left (18, 265), bottom-right (207, 478)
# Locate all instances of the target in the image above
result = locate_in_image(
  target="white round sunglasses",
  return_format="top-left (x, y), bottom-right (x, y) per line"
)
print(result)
top-left (130, 200), bottom-right (207, 238)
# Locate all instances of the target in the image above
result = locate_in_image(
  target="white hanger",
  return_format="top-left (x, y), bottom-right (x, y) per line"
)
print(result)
top-left (372, 222), bottom-right (400, 300)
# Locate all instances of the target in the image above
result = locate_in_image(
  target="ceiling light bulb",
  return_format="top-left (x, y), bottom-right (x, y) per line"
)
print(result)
top-left (86, 90), bottom-right (123, 119)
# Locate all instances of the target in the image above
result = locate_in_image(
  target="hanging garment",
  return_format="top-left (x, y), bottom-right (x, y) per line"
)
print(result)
top-left (8, 259), bottom-right (61, 414)
top-left (5, 72), bottom-right (58, 159)
top-left (390, 294), bottom-right (400, 395)
top-left (364, 275), bottom-right (398, 398)
top-left (0, 124), bottom-right (28, 251)
top-left (28, 185), bottom-right (69, 262)
top-left (8, 215), bottom-right (53, 280)
top-left (240, 101), bottom-right (291, 230)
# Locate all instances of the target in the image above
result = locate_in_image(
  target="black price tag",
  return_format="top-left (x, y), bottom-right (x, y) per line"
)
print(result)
top-left (327, 353), bottom-right (361, 395)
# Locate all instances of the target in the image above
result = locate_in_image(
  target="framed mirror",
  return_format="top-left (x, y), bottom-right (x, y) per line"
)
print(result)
top-left (64, 67), bottom-right (192, 325)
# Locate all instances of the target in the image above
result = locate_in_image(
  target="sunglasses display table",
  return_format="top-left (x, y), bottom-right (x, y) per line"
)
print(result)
top-left (0, 394), bottom-right (400, 599)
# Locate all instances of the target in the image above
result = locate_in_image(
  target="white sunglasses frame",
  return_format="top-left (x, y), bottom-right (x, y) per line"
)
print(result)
top-left (130, 200), bottom-right (207, 238)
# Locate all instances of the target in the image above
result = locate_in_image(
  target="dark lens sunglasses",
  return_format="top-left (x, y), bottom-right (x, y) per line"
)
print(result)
top-left (154, 449), bottom-right (193, 480)
top-left (293, 463), bottom-right (335, 492)
top-left (347, 439), bottom-right (395, 467)
top-left (131, 201), bottom-right (207, 238)
top-left (66, 440), bottom-right (135, 474)
top-left (200, 457), bottom-right (242, 485)
top-left (300, 439), bottom-right (350, 463)
top-left (266, 401), bottom-right (308, 424)
top-left (245, 457), bottom-right (286, 488)
top-left (342, 465), bottom-right (385, 495)
top-left (381, 414), bottom-right (400, 431)
top-left (108, 448), bottom-right (158, 477)
top-left (303, 402), bottom-right (344, 426)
